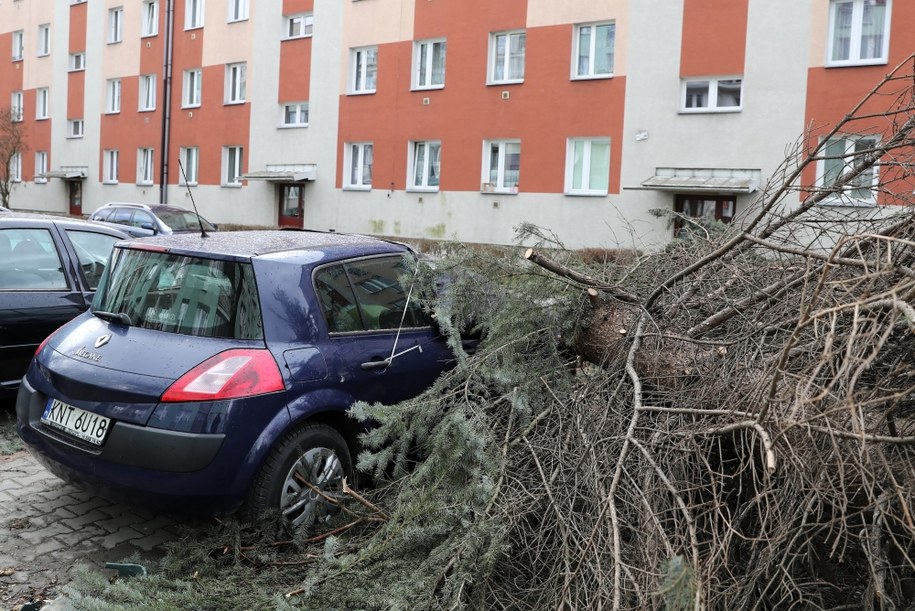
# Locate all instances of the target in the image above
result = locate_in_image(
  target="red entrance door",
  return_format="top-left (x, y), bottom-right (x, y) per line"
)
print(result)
top-left (68, 180), bottom-right (83, 217)
top-left (278, 184), bottom-right (304, 228)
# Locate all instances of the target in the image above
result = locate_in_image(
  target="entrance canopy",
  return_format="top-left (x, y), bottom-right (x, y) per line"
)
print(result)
top-left (240, 163), bottom-right (316, 182)
top-left (639, 167), bottom-right (760, 194)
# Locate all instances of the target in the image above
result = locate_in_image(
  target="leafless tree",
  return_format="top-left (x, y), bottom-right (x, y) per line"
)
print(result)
top-left (0, 105), bottom-right (28, 208)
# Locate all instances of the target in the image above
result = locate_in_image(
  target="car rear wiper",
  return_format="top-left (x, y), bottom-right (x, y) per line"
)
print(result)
top-left (93, 310), bottom-right (133, 326)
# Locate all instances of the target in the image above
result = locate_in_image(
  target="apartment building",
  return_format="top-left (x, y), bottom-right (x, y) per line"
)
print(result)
top-left (0, 0), bottom-right (907, 249)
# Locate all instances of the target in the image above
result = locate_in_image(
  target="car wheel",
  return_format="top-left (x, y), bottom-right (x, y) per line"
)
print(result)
top-left (246, 424), bottom-right (353, 530)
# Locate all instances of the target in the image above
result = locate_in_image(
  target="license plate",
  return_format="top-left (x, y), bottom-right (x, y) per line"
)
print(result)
top-left (41, 398), bottom-right (111, 446)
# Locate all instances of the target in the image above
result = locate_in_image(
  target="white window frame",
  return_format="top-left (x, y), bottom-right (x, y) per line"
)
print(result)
top-left (69, 52), bottom-right (86, 71)
top-left (225, 62), bottom-right (246, 104)
top-left (572, 22), bottom-right (615, 79)
top-left (34, 151), bottom-right (48, 184)
top-left (482, 140), bottom-right (521, 193)
top-left (680, 77), bottom-right (743, 113)
top-left (183, 69), bottom-right (202, 107)
top-left (12, 30), bottom-right (24, 61)
top-left (223, 146), bottom-right (243, 186)
top-left (106, 78), bottom-right (122, 114)
top-left (109, 7), bottom-right (124, 44)
top-left (36, 88), bottom-right (49, 120)
top-left (137, 148), bottom-right (154, 185)
top-left (413, 39), bottom-right (446, 90)
top-left (408, 141), bottom-right (441, 192)
top-left (488, 31), bottom-right (526, 84)
top-left (37, 24), bottom-right (51, 57)
top-left (67, 119), bottom-right (84, 138)
top-left (142, 0), bottom-right (159, 37)
top-left (284, 13), bottom-right (313, 39)
top-left (185, 0), bottom-right (205, 30)
top-left (565, 138), bottom-right (611, 196)
top-left (350, 46), bottom-right (378, 94)
top-left (281, 102), bottom-right (309, 127)
top-left (827, 0), bottom-right (891, 67)
top-left (103, 150), bottom-right (119, 184)
top-left (139, 74), bottom-right (157, 111)
top-left (10, 92), bottom-right (23, 122)
top-left (179, 146), bottom-right (199, 185)
top-left (344, 142), bottom-right (373, 190)
top-left (817, 134), bottom-right (880, 206)
top-left (10, 153), bottom-right (21, 183)
top-left (227, 0), bottom-right (248, 23)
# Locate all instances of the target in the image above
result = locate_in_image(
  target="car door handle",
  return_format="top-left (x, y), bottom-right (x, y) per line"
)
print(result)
top-left (360, 358), bottom-right (391, 371)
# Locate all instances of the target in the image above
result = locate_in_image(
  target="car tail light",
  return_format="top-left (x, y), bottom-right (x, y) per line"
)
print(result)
top-left (35, 327), bottom-right (65, 357)
top-left (161, 349), bottom-right (285, 402)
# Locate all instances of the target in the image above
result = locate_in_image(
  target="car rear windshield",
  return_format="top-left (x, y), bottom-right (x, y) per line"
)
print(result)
top-left (156, 209), bottom-right (216, 232)
top-left (93, 248), bottom-right (263, 339)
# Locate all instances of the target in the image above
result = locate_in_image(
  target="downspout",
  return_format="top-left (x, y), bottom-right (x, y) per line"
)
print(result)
top-left (159, 0), bottom-right (175, 204)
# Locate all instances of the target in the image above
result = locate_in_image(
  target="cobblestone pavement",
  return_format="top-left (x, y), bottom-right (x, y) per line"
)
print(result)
top-left (0, 449), bottom-right (200, 610)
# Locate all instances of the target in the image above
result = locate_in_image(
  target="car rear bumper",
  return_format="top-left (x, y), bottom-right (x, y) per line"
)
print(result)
top-left (15, 376), bottom-right (243, 514)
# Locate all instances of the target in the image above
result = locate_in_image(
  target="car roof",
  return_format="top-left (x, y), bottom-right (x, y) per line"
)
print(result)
top-left (99, 202), bottom-right (194, 214)
top-left (0, 211), bottom-right (132, 237)
top-left (125, 229), bottom-right (411, 261)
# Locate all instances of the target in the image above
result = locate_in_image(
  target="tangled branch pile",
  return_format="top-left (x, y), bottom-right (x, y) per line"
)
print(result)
top-left (66, 57), bottom-right (915, 610)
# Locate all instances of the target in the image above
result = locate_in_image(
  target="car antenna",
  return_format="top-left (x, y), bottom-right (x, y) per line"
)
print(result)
top-left (177, 157), bottom-right (209, 238)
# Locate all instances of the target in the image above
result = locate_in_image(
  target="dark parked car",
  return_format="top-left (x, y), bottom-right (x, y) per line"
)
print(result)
top-left (88, 202), bottom-right (217, 236)
top-left (17, 231), bottom-right (455, 528)
top-left (0, 214), bottom-right (130, 399)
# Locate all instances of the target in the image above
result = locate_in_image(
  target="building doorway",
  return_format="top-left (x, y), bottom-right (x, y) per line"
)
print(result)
top-left (673, 194), bottom-right (735, 237)
top-left (68, 180), bottom-right (83, 217)
top-left (278, 184), bottom-right (304, 227)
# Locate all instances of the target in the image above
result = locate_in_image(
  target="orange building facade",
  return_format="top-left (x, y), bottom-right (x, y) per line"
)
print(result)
top-left (0, 0), bottom-right (910, 249)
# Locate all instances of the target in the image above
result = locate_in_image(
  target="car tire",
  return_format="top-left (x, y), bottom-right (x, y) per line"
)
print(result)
top-left (245, 424), bottom-right (354, 531)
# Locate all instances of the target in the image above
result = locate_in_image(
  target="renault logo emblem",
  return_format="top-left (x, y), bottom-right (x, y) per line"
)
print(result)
top-left (94, 334), bottom-right (112, 349)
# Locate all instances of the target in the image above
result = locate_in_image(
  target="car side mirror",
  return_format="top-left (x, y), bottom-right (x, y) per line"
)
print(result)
top-left (140, 222), bottom-right (158, 234)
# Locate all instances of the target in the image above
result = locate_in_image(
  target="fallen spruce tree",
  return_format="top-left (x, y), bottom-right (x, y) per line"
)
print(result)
top-left (65, 56), bottom-right (915, 610)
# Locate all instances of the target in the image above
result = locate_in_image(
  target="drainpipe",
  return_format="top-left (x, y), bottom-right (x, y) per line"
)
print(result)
top-left (159, 0), bottom-right (175, 204)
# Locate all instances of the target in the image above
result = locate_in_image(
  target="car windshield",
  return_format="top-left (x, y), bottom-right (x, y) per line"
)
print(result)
top-left (156, 209), bottom-right (217, 232)
top-left (93, 248), bottom-right (263, 339)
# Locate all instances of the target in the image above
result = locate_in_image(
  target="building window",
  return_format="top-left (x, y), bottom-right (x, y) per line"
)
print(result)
top-left (12, 31), bottom-right (24, 61)
top-left (344, 142), bottom-right (373, 189)
top-left (142, 0), bottom-right (159, 37)
top-left (228, 0), bottom-right (248, 22)
top-left (186, 0), bottom-right (205, 30)
top-left (681, 78), bottom-right (743, 112)
top-left (10, 153), bottom-right (21, 182)
top-left (350, 47), bottom-right (377, 94)
top-left (139, 74), bottom-right (157, 111)
top-left (483, 140), bottom-right (521, 192)
top-left (225, 62), bottom-right (246, 104)
top-left (828, 0), bottom-right (890, 66)
top-left (36, 88), bottom-right (49, 120)
top-left (489, 31), bottom-right (525, 84)
top-left (282, 102), bottom-right (309, 127)
top-left (819, 135), bottom-right (879, 204)
top-left (37, 24), bottom-right (51, 57)
top-left (68, 119), bottom-right (84, 138)
top-left (408, 141), bottom-right (441, 191)
top-left (69, 52), bottom-right (86, 71)
top-left (565, 138), bottom-right (610, 196)
top-left (34, 151), bottom-right (48, 183)
top-left (109, 7), bottom-right (124, 43)
top-left (674, 195), bottom-right (735, 237)
top-left (103, 150), bottom-right (119, 184)
top-left (284, 13), bottom-right (313, 39)
top-left (223, 146), bottom-right (243, 185)
top-left (106, 79), bottom-right (122, 113)
top-left (574, 22), bottom-right (615, 79)
top-left (183, 69), bottom-right (202, 107)
top-left (10, 92), bottom-right (23, 122)
top-left (137, 148), bottom-right (154, 185)
top-left (179, 146), bottom-right (198, 185)
top-left (413, 39), bottom-right (446, 90)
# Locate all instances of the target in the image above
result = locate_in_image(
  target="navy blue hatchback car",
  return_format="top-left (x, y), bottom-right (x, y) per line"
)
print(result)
top-left (16, 231), bottom-right (454, 528)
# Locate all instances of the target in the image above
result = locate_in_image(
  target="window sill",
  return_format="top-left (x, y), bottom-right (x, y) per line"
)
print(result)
top-left (487, 80), bottom-right (524, 86)
top-left (66, 135), bottom-right (84, 139)
top-left (572, 73), bottom-right (614, 81)
top-left (411, 84), bottom-right (445, 92)
top-left (36, 117), bottom-right (49, 121)
top-left (282, 35), bottom-right (312, 41)
top-left (679, 107), bottom-right (742, 114)
top-left (278, 124), bottom-right (309, 129)
top-left (826, 58), bottom-right (888, 69)
top-left (104, 111), bottom-right (121, 115)
top-left (221, 183), bottom-right (243, 188)
top-left (348, 90), bottom-right (376, 96)
top-left (224, 100), bottom-right (246, 106)
top-left (103, 181), bottom-right (119, 185)
top-left (34, 178), bottom-right (48, 184)
top-left (179, 182), bottom-right (198, 187)
top-left (565, 191), bottom-right (608, 197)
top-left (12, 57), bottom-right (23, 62)
top-left (181, 103), bottom-right (201, 110)
top-left (141, 32), bottom-right (159, 38)
top-left (227, 18), bottom-right (249, 24)
top-left (68, 68), bottom-right (86, 73)
top-left (139, 108), bottom-right (156, 113)
top-left (818, 197), bottom-right (877, 208)
top-left (136, 182), bottom-right (153, 187)
top-left (107, 40), bottom-right (123, 45)
top-left (482, 188), bottom-right (519, 195)
top-left (37, 53), bottom-right (50, 58)
top-left (343, 186), bottom-right (371, 192)
top-left (407, 187), bottom-right (439, 193)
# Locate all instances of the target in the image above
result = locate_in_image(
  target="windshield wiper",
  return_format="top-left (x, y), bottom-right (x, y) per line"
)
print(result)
top-left (93, 310), bottom-right (133, 327)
